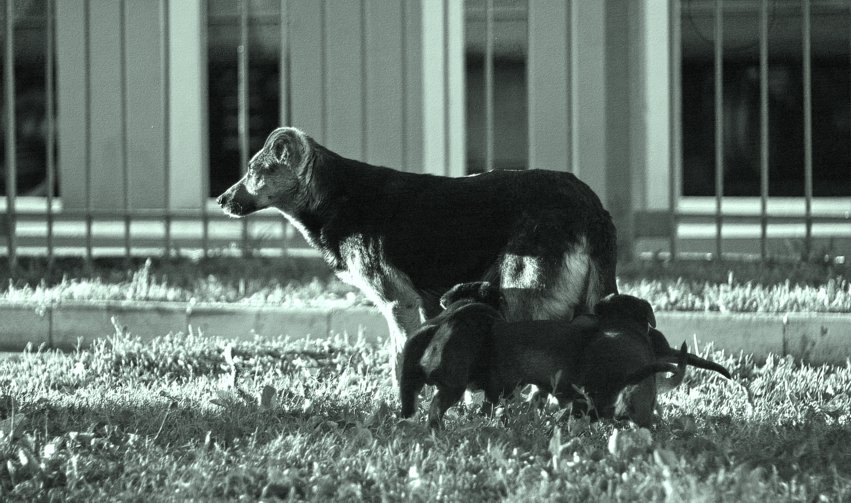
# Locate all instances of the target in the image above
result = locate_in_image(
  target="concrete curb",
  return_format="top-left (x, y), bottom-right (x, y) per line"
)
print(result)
top-left (0, 302), bottom-right (848, 364)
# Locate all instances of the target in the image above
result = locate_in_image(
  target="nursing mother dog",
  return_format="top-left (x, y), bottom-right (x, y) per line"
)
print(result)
top-left (217, 127), bottom-right (618, 378)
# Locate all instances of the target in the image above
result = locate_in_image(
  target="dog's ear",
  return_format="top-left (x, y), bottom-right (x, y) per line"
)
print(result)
top-left (265, 127), bottom-right (307, 170)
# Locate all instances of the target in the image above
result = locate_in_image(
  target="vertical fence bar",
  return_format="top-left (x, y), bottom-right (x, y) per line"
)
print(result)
top-left (161, 0), bottom-right (171, 257)
top-left (759, 0), bottom-right (769, 260)
top-left (801, 0), bottom-right (813, 258)
top-left (3, 0), bottom-right (16, 270)
top-left (84, 0), bottom-right (93, 267)
top-left (484, 0), bottom-right (494, 172)
top-left (279, 0), bottom-right (289, 257)
top-left (320, 0), bottom-right (327, 142)
top-left (201, 0), bottom-right (209, 259)
top-left (669, 0), bottom-right (681, 259)
top-left (120, 0), bottom-right (130, 262)
top-left (400, 0), bottom-right (408, 170)
top-left (713, 0), bottom-right (724, 261)
top-left (238, 0), bottom-right (249, 255)
top-left (443, 0), bottom-right (450, 174)
top-left (46, 0), bottom-right (55, 268)
top-left (279, 0), bottom-right (289, 128)
top-left (360, 0), bottom-right (368, 160)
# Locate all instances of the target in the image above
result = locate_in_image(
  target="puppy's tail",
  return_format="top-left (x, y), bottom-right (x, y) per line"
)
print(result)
top-left (399, 326), bottom-right (435, 418)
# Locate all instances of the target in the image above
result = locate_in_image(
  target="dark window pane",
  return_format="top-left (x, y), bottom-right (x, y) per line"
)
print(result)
top-left (207, 0), bottom-right (281, 197)
top-left (464, 0), bottom-right (527, 174)
top-left (680, 0), bottom-right (850, 197)
top-left (0, 0), bottom-right (57, 197)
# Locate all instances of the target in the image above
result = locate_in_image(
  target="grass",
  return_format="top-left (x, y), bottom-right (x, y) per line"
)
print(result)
top-left (0, 325), bottom-right (849, 501)
top-left (1, 256), bottom-right (849, 313)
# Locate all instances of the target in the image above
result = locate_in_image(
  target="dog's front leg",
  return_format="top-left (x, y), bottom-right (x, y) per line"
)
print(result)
top-left (381, 300), bottom-right (427, 383)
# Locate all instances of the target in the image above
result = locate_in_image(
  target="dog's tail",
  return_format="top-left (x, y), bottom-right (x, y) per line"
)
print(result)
top-left (399, 325), bottom-right (436, 418)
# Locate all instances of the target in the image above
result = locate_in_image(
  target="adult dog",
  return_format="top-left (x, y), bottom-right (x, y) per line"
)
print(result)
top-left (217, 127), bottom-right (618, 376)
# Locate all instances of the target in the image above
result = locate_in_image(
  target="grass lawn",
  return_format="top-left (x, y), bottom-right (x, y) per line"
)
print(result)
top-left (1, 256), bottom-right (849, 313)
top-left (0, 326), bottom-right (849, 501)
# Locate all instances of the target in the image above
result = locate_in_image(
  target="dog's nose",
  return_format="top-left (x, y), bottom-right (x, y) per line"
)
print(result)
top-left (216, 194), bottom-right (225, 206)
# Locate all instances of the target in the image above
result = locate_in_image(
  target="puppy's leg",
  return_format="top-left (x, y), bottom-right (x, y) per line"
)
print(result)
top-left (479, 399), bottom-right (496, 418)
top-left (427, 386), bottom-right (466, 430)
top-left (399, 326), bottom-right (437, 418)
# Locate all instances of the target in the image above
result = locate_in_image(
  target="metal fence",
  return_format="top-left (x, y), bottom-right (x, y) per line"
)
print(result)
top-left (1, 0), bottom-right (310, 269)
top-left (665, 0), bottom-right (850, 263)
top-left (1, 0), bottom-right (849, 268)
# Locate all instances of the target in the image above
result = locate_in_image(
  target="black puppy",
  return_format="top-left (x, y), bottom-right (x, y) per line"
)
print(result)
top-left (399, 282), bottom-right (503, 428)
top-left (401, 285), bottom-right (724, 428)
top-left (486, 295), bottom-right (691, 427)
top-left (595, 294), bottom-right (732, 379)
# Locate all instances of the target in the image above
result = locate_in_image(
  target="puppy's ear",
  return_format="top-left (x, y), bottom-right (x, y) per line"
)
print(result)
top-left (440, 281), bottom-right (500, 309)
top-left (597, 295), bottom-right (656, 328)
top-left (265, 127), bottom-right (307, 170)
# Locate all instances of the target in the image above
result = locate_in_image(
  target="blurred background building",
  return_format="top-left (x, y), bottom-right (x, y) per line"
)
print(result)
top-left (0, 0), bottom-right (849, 262)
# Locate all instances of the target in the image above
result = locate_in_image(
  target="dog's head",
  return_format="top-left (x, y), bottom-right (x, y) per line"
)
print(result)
top-left (217, 127), bottom-right (312, 217)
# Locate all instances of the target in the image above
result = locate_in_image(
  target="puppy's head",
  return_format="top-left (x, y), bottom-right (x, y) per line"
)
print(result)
top-left (612, 343), bottom-right (688, 427)
top-left (439, 281), bottom-right (502, 310)
top-left (217, 127), bottom-right (313, 217)
top-left (593, 294), bottom-right (656, 328)
top-left (578, 337), bottom-right (684, 428)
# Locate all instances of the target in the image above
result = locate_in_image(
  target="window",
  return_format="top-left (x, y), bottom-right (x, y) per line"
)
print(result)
top-left (464, 0), bottom-right (528, 174)
top-left (680, 0), bottom-right (851, 198)
top-left (206, 0), bottom-right (282, 197)
top-left (0, 0), bottom-right (56, 197)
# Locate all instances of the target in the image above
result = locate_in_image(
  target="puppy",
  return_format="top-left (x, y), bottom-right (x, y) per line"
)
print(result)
top-left (399, 282), bottom-right (504, 428)
top-left (401, 285), bottom-right (725, 428)
top-left (487, 295), bottom-right (690, 427)
top-left (595, 294), bottom-right (732, 379)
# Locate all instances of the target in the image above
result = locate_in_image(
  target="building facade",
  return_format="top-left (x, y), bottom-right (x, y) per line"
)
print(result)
top-left (1, 0), bottom-right (849, 260)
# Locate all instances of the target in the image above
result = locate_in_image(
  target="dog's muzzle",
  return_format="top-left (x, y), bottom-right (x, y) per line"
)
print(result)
top-left (217, 182), bottom-right (258, 217)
